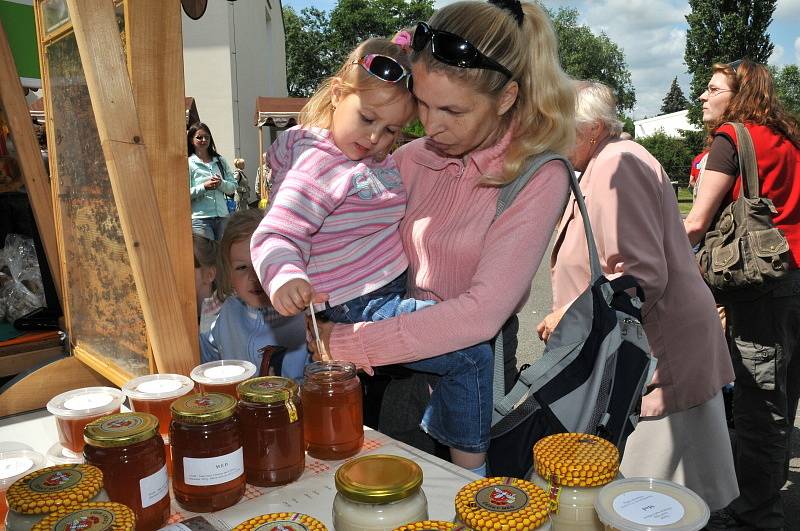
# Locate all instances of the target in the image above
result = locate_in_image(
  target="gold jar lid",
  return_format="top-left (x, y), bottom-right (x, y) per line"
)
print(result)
top-left (335, 454), bottom-right (423, 504)
top-left (394, 522), bottom-right (468, 531)
top-left (171, 392), bottom-right (237, 424)
top-left (238, 377), bottom-right (298, 404)
top-left (455, 477), bottom-right (551, 530)
top-left (232, 512), bottom-right (328, 530)
top-left (31, 502), bottom-right (136, 530)
top-left (6, 463), bottom-right (104, 515)
top-left (533, 433), bottom-right (619, 487)
top-left (84, 412), bottom-right (159, 448)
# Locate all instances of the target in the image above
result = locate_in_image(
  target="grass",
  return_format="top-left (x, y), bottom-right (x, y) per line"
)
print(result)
top-left (677, 185), bottom-right (693, 216)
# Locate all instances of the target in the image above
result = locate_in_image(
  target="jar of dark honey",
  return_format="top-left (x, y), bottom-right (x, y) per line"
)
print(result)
top-left (83, 412), bottom-right (170, 531)
top-left (237, 377), bottom-right (304, 486)
top-left (300, 362), bottom-right (363, 460)
top-left (170, 393), bottom-right (245, 512)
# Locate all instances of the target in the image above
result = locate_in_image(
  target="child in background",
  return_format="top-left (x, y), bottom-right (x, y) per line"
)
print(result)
top-left (232, 158), bottom-right (251, 212)
top-left (193, 234), bottom-right (222, 334)
top-left (251, 37), bottom-right (494, 475)
top-left (201, 209), bottom-right (309, 380)
top-left (255, 152), bottom-right (272, 209)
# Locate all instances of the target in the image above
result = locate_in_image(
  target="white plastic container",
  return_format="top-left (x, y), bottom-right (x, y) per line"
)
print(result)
top-left (0, 449), bottom-right (46, 527)
top-left (46, 386), bottom-right (125, 454)
top-left (190, 360), bottom-right (256, 398)
top-left (333, 454), bottom-right (428, 531)
top-left (123, 373), bottom-right (195, 443)
top-left (593, 478), bottom-right (710, 531)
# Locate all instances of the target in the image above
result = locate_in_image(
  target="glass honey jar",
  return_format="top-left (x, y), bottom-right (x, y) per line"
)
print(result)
top-left (454, 477), bottom-right (552, 530)
top-left (30, 501), bottom-right (136, 531)
top-left (237, 377), bottom-right (305, 486)
top-left (530, 433), bottom-right (620, 530)
top-left (83, 412), bottom-right (170, 531)
top-left (232, 513), bottom-right (328, 531)
top-left (170, 393), bottom-right (245, 512)
top-left (301, 361), bottom-right (363, 460)
top-left (4, 463), bottom-right (109, 530)
top-left (394, 522), bottom-right (468, 531)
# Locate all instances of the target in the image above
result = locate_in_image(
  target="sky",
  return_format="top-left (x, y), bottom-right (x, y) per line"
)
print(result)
top-left (281, 0), bottom-right (800, 119)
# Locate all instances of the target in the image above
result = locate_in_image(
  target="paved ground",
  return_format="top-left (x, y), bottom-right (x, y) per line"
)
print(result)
top-left (516, 238), bottom-right (799, 529)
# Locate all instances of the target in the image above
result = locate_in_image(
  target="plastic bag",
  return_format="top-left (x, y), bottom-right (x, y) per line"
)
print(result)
top-left (0, 234), bottom-right (44, 323)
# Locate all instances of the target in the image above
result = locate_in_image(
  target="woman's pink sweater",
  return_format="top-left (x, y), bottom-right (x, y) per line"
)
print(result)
top-left (329, 133), bottom-right (570, 372)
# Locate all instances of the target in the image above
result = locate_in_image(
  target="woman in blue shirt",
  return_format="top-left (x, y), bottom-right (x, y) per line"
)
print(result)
top-left (188, 122), bottom-right (237, 240)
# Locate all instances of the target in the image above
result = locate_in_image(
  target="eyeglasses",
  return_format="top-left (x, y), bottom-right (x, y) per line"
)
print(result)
top-left (411, 22), bottom-right (513, 79)
top-left (728, 59), bottom-right (743, 72)
top-left (354, 54), bottom-right (412, 90)
top-left (703, 87), bottom-right (734, 98)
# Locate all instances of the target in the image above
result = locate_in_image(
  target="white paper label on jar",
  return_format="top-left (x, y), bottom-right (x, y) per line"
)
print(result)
top-left (140, 464), bottom-right (169, 507)
top-left (612, 490), bottom-right (685, 525)
top-left (183, 447), bottom-right (244, 486)
top-left (204, 365), bottom-right (245, 379)
top-left (137, 379), bottom-right (183, 394)
top-left (63, 392), bottom-right (114, 411)
top-left (0, 457), bottom-right (34, 479)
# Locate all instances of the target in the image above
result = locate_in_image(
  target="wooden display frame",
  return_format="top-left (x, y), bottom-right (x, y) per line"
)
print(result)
top-left (28, 0), bottom-right (198, 385)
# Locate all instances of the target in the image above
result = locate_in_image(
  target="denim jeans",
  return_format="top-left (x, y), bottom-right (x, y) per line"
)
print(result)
top-left (320, 271), bottom-right (492, 453)
top-left (192, 217), bottom-right (227, 241)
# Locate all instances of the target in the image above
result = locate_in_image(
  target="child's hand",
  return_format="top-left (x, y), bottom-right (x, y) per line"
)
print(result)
top-left (272, 279), bottom-right (314, 316)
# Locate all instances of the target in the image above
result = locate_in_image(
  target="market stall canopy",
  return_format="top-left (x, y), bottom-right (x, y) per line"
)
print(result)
top-left (254, 97), bottom-right (308, 128)
top-left (185, 96), bottom-right (199, 126)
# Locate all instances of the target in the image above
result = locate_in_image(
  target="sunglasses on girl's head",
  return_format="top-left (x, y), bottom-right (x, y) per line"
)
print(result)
top-left (412, 21), bottom-right (513, 80)
top-left (354, 54), bottom-right (413, 90)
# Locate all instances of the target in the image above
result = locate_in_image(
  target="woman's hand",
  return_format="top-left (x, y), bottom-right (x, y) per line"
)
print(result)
top-left (204, 175), bottom-right (221, 190)
top-left (272, 279), bottom-right (314, 316)
top-left (536, 305), bottom-right (568, 343)
top-left (306, 315), bottom-right (333, 362)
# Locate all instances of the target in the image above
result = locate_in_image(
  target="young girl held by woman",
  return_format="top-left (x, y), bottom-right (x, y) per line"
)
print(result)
top-left (250, 37), bottom-right (494, 475)
top-left (201, 209), bottom-right (309, 380)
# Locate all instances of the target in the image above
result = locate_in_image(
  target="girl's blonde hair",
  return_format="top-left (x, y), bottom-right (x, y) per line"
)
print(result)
top-left (574, 81), bottom-right (623, 138)
top-left (299, 38), bottom-right (415, 129)
top-left (413, 1), bottom-right (575, 185)
top-left (233, 158), bottom-right (245, 170)
top-left (217, 209), bottom-right (265, 300)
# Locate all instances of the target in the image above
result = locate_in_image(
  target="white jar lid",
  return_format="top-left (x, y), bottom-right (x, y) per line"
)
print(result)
top-left (46, 386), bottom-right (125, 418)
top-left (123, 373), bottom-right (195, 401)
top-left (594, 477), bottom-right (710, 531)
top-left (0, 450), bottom-right (46, 489)
top-left (190, 360), bottom-right (256, 385)
top-left (45, 442), bottom-right (84, 465)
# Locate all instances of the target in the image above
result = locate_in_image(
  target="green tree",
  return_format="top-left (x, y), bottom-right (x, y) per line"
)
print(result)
top-left (637, 131), bottom-right (694, 185)
top-left (660, 77), bottom-right (689, 114)
top-left (621, 116), bottom-right (635, 137)
top-left (684, 0), bottom-right (776, 126)
top-left (550, 7), bottom-right (636, 112)
top-left (773, 64), bottom-right (800, 119)
top-left (284, 6), bottom-right (335, 96)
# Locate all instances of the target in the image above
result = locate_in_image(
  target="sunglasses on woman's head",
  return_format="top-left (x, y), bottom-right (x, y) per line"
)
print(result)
top-left (354, 54), bottom-right (413, 91)
top-left (412, 21), bottom-right (513, 79)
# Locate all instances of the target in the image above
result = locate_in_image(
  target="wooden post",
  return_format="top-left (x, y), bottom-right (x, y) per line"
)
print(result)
top-left (0, 20), bottom-right (63, 304)
top-left (65, 0), bottom-right (195, 376)
top-left (126, 0), bottom-right (199, 365)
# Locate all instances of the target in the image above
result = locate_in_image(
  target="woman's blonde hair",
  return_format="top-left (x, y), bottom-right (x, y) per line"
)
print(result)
top-left (217, 209), bottom-right (265, 300)
top-left (574, 81), bottom-right (623, 138)
top-left (413, 1), bottom-right (575, 185)
top-left (299, 38), bottom-right (415, 129)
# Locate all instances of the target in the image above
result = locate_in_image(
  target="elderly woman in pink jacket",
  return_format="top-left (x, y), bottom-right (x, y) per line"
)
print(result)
top-left (538, 81), bottom-right (738, 512)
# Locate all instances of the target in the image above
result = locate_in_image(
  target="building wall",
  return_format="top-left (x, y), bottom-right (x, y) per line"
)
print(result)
top-left (634, 110), bottom-right (700, 138)
top-left (182, 0), bottom-right (287, 199)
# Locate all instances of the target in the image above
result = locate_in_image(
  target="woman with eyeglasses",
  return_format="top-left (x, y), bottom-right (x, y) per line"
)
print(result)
top-left (684, 60), bottom-right (800, 530)
top-left (303, 0), bottom-right (574, 476)
top-left (188, 122), bottom-right (237, 240)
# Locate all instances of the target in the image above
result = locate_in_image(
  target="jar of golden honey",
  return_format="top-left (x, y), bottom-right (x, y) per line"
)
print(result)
top-left (454, 477), bottom-right (552, 530)
top-left (394, 522), bottom-right (468, 531)
top-left (83, 412), bottom-right (170, 531)
top-left (4, 463), bottom-right (109, 530)
top-left (0, 449), bottom-right (46, 526)
top-left (237, 377), bottom-right (304, 486)
top-left (529, 433), bottom-right (620, 530)
top-left (333, 454), bottom-right (428, 531)
top-left (31, 501), bottom-right (136, 531)
top-left (170, 393), bottom-right (245, 512)
top-left (46, 387), bottom-right (125, 454)
top-left (191, 360), bottom-right (256, 398)
top-left (232, 513), bottom-right (328, 530)
top-left (301, 361), bottom-right (363, 460)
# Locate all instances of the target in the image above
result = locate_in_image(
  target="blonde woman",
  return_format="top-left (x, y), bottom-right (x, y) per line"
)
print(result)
top-left (307, 0), bottom-right (575, 475)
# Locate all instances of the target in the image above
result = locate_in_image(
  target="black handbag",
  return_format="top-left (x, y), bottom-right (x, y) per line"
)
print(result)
top-left (696, 122), bottom-right (791, 302)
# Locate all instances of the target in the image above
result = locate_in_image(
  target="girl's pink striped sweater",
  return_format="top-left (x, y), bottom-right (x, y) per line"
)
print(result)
top-left (251, 127), bottom-right (408, 307)
top-left (329, 132), bottom-right (570, 372)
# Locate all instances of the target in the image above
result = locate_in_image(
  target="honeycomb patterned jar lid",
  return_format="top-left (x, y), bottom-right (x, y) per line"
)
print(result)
top-left (394, 521), bottom-right (469, 530)
top-left (232, 512), bottom-right (328, 531)
top-left (455, 477), bottom-right (551, 530)
top-left (533, 433), bottom-right (619, 488)
top-left (31, 502), bottom-right (135, 531)
top-left (6, 463), bottom-right (104, 515)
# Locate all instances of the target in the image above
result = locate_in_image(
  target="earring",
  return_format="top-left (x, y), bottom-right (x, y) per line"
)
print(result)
top-left (589, 137), bottom-right (597, 145)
